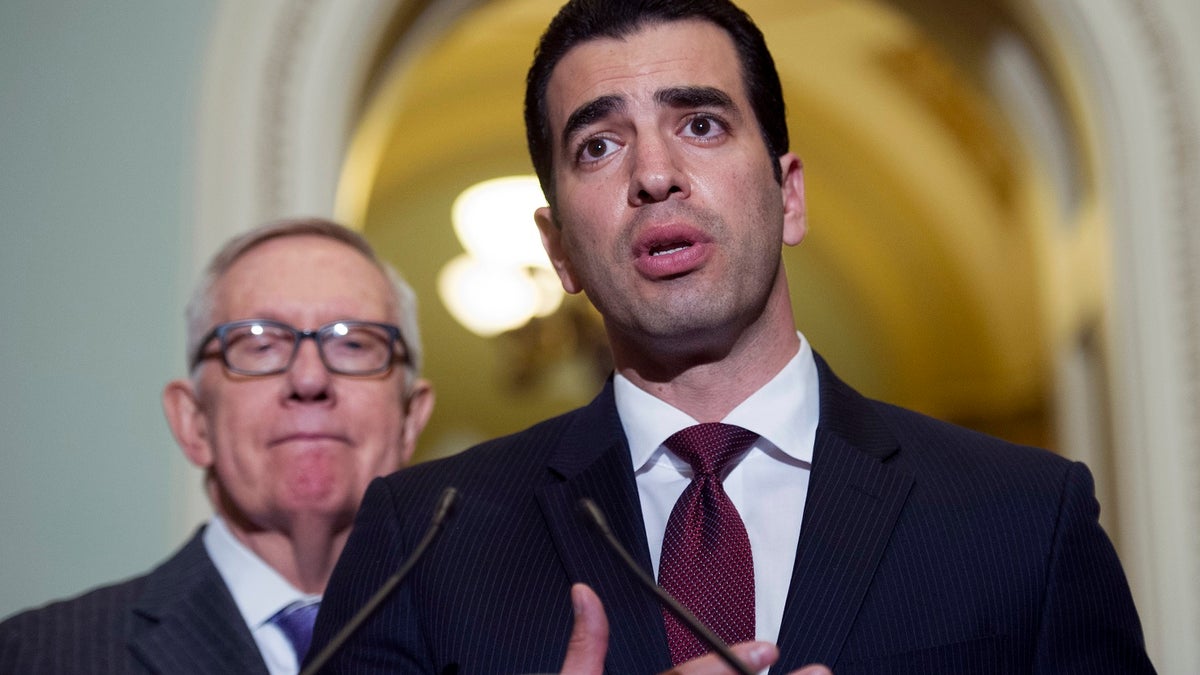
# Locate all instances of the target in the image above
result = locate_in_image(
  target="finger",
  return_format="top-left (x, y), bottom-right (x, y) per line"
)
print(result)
top-left (559, 583), bottom-right (609, 675)
top-left (789, 666), bottom-right (833, 675)
top-left (660, 641), bottom-right (779, 674)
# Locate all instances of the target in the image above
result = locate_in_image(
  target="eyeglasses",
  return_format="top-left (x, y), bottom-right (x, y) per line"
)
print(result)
top-left (191, 319), bottom-right (408, 376)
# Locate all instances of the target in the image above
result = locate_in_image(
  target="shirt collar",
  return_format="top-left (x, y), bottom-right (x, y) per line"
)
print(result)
top-left (203, 516), bottom-right (321, 629)
top-left (615, 332), bottom-right (819, 471)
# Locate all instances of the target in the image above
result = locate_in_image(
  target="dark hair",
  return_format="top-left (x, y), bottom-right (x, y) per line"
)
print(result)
top-left (524, 0), bottom-right (788, 203)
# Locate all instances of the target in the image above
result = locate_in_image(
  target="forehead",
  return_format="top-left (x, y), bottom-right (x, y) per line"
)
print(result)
top-left (214, 235), bottom-right (395, 324)
top-left (545, 19), bottom-right (744, 135)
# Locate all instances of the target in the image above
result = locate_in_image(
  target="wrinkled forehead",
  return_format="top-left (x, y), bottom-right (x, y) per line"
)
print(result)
top-left (544, 19), bottom-right (745, 140)
top-left (213, 235), bottom-right (397, 325)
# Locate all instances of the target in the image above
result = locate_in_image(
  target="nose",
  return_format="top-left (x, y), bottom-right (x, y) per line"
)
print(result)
top-left (627, 133), bottom-right (689, 206)
top-left (285, 336), bottom-right (333, 402)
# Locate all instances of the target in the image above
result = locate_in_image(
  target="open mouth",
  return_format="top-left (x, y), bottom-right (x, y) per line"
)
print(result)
top-left (634, 228), bottom-right (710, 279)
top-left (649, 241), bottom-right (693, 257)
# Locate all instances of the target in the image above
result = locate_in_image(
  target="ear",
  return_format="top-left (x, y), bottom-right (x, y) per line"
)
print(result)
top-left (398, 378), bottom-right (435, 465)
top-left (535, 206), bottom-right (583, 294)
top-left (778, 153), bottom-right (807, 247)
top-left (162, 378), bottom-right (213, 469)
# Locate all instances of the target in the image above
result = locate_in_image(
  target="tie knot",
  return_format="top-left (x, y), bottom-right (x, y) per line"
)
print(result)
top-left (272, 600), bottom-right (320, 662)
top-left (663, 423), bottom-right (758, 475)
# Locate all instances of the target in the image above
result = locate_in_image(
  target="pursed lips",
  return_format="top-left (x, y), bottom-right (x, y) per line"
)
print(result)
top-left (269, 431), bottom-right (351, 448)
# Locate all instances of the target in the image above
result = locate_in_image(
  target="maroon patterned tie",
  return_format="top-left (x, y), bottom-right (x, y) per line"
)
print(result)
top-left (658, 423), bottom-right (757, 664)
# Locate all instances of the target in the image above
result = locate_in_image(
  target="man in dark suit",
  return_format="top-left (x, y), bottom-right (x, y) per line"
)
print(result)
top-left (311, 0), bottom-right (1154, 673)
top-left (0, 219), bottom-right (434, 674)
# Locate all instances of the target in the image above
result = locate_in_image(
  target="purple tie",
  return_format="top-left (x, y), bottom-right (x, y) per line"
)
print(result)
top-left (272, 600), bottom-right (320, 662)
top-left (658, 423), bottom-right (757, 664)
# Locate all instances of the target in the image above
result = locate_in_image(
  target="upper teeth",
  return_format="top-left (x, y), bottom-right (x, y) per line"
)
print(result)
top-left (653, 245), bottom-right (688, 256)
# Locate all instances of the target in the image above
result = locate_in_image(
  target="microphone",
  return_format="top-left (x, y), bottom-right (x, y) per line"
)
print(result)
top-left (577, 498), bottom-right (756, 675)
top-left (301, 486), bottom-right (459, 675)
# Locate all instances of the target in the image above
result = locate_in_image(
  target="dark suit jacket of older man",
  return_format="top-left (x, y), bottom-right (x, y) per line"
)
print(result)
top-left (311, 354), bottom-right (1154, 674)
top-left (0, 530), bottom-right (268, 674)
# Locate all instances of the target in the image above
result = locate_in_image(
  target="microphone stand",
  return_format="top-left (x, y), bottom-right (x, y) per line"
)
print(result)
top-left (300, 486), bottom-right (459, 675)
top-left (578, 498), bottom-right (756, 675)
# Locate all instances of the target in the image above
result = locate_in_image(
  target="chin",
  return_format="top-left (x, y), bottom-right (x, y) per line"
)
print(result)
top-left (281, 498), bottom-right (357, 528)
top-left (281, 478), bottom-right (348, 511)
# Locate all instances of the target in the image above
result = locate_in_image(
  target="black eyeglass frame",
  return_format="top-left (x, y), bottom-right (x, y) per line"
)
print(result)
top-left (190, 318), bottom-right (408, 376)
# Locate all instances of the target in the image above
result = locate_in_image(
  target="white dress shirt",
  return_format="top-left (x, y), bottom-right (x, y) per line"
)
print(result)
top-left (204, 516), bottom-right (322, 675)
top-left (615, 332), bottom-right (819, 647)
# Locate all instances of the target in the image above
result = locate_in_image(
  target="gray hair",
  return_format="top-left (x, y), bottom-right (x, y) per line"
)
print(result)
top-left (184, 217), bottom-right (423, 383)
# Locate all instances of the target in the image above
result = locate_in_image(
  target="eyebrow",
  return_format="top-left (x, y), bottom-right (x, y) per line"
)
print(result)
top-left (559, 85), bottom-right (739, 152)
top-left (562, 94), bottom-right (625, 151)
top-left (655, 85), bottom-right (735, 111)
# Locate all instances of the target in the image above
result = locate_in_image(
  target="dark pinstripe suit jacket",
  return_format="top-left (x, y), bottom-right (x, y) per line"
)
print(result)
top-left (0, 529), bottom-right (269, 674)
top-left (312, 355), bottom-right (1154, 674)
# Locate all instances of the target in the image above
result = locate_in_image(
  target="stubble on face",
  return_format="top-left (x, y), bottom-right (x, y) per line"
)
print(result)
top-left (563, 191), bottom-right (784, 350)
top-left (543, 20), bottom-right (790, 366)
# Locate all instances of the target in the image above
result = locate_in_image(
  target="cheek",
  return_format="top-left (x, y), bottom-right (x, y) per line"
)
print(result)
top-left (205, 378), bottom-right (274, 431)
top-left (562, 200), bottom-right (622, 261)
top-left (560, 178), bottom-right (622, 229)
top-left (206, 402), bottom-right (265, 472)
top-left (345, 388), bottom-right (409, 467)
top-left (702, 164), bottom-right (750, 200)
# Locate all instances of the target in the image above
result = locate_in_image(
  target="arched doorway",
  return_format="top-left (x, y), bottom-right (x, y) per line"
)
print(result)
top-left (192, 0), bottom-right (1200, 667)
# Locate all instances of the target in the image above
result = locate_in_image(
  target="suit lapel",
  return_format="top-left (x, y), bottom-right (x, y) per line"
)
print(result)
top-left (535, 357), bottom-right (914, 672)
top-left (127, 530), bottom-right (269, 675)
top-left (536, 381), bottom-right (673, 675)
top-left (773, 355), bottom-right (914, 672)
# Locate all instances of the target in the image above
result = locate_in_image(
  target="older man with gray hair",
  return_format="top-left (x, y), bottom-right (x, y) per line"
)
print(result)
top-left (0, 218), bottom-right (434, 675)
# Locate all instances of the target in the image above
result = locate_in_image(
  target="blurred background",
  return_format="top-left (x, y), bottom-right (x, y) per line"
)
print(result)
top-left (2, 0), bottom-right (1197, 670)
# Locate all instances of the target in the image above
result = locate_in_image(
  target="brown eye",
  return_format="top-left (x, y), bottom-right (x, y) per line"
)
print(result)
top-left (681, 115), bottom-right (726, 141)
top-left (578, 137), bottom-right (618, 164)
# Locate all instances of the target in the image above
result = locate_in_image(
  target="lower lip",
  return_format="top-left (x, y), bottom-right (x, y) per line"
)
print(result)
top-left (274, 436), bottom-right (343, 448)
top-left (634, 242), bottom-right (711, 279)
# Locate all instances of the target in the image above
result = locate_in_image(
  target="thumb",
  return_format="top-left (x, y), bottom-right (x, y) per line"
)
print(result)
top-left (559, 584), bottom-right (609, 675)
